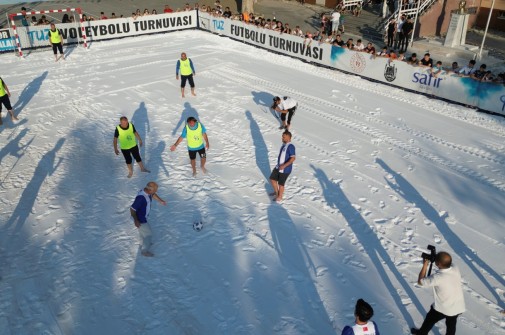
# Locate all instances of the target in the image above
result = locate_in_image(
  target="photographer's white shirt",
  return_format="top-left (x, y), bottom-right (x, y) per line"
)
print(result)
top-left (421, 266), bottom-right (466, 316)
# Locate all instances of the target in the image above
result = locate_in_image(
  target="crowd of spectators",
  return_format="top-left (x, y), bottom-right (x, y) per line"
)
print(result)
top-left (14, 3), bottom-right (505, 83)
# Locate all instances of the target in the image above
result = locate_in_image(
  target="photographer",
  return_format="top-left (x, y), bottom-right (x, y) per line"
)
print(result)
top-left (411, 251), bottom-right (465, 335)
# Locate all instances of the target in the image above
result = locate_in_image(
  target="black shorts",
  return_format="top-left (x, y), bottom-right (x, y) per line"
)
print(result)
top-left (121, 145), bottom-right (142, 164)
top-left (188, 148), bottom-right (206, 160)
top-left (269, 168), bottom-right (290, 186)
top-left (181, 74), bottom-right (195, 88)
top-left (52, 42), bottom-right (63, 55)
top-left (0, 94), bottom-right (12, 111)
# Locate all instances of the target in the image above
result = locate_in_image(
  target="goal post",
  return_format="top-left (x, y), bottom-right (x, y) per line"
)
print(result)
top-left (8, 7), bottom-right (88, 57)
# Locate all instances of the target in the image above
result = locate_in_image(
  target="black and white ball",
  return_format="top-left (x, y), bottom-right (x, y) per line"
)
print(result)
top-left (192, 221), bottom-right (203, 232)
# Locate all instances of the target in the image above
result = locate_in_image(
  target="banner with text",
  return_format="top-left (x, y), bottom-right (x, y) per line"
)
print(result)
top-left (13, 11), bottom-right (197, 49)
top-left (200, 12), bottom-right (505, 115)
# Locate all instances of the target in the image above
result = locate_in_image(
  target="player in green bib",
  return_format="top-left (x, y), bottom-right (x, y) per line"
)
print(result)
top-left (175, 52), bottom-right (196, 98)
top-left (113, 116), bottom-right (150, 178)
top-left (170, 116), bottom-right (210, 176)
top-left (48, 23), bottom-right (65, 62)
top-left (0, 77), bottom-right (18, 125)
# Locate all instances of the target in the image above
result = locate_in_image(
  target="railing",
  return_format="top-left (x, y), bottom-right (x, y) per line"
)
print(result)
top-left (381, 0), bottom-right (438, 34)
top-left (341, 0), bottom-right (364, 10)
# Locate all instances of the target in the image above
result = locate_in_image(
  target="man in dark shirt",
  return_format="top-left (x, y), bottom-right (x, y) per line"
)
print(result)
top-left (407, 53), bottom-right (418, 65)
top-left (364, 42), bottom-right (376, 55)
top-left (223, 7), bottom-right (232, 18)
top-left (400, 17), bottom-right (414, 53)
top-left (419, 53), bottom-right (433, 67)
top-left (332, 34), bottom-right (345, 46)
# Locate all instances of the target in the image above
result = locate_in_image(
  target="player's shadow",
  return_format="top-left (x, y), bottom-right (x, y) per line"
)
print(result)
top-left (252, 91), bottom-right (281, 126)
top-left (64, 44), bottom-right (77, 58)
top-left (149, 141), bottom-right (169, 179)
top-left (311, 163), bottom-right (426, 329)
top-left (12, 71), bottom-right (48, 116)
top-left (245, 110), bottom-right (271, 192)
top-left (0, 128), bottom-right (33, 166)
top-left (172, 102), bottom-right (199, 136)
top-left (5, 138), bottom-right (65, 234)
top-left (376, 158), bottom-right (505, 310)
top-left (267, 202), bottom-right (334, 333)
top-left (131, 102), bottom-right (150, 159)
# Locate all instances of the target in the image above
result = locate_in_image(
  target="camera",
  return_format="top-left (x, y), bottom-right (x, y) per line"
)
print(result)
top-left (421, 245), bottom-right (436, 263)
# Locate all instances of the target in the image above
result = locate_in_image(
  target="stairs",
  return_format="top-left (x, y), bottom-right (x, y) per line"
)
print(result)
top-left (342, 4), bottom-right (386, 45)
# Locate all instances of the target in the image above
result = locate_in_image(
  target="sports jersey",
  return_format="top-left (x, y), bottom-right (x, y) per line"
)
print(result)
top-left (276, 143), bottom-right (295, 174)
top-left (130, 190), bottom-right (152, 224)
top-left (341, 321), bottom-right (380, 335)
top-left (181, 122), bottom-right (207, 150)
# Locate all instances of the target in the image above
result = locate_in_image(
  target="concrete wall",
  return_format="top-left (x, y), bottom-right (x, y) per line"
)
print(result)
top-left (475, 7), bottom-right (505, 30)
top-left (417, 0), bottom-right (478, 37)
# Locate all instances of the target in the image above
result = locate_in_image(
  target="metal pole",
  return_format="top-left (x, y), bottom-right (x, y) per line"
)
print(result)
top-left (410, 0), bottom-right (422, 46)
top-left (478, 0), bottom-right (495, 59)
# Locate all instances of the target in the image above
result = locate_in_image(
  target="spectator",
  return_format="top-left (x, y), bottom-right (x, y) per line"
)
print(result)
top-left (152, 9), bottom-right (158, 15)
top-left (411, 252), bottom-right (465, 335)
top-left (470, 64), bottom-right (487, 80)
top-left (339, 10), bottom-right (346, 33)
top-left (82, 14), bottom-right (87, 21)
top-left (223, 7), bottom-right (232, 18)
top-left (353, 2), bottom-right (362, 16)
top-left (341, 299), bottom-right (380, 335)
top-left (458, 59), bottom-right (476, 76)
top-left (395, 14), bottom-right (406, 50)
top-left (269, 131), bottom-right (296, 202)
top-left (480, 71), bottom-right (495, 82)
top-left (354, 39), bottom-right (365, 51)
top-left (215, 0), bottom-right (222, 11)
top-left (31, 16), bottom-right (37, 26)
top-left (401, 17), bottom-right (414, 53)
top-left (164, 5), bottom-right (174, 13)
top-left (292, 25), bottom-right (303, 37)
top-left (419, 53), bottom-right (433, 67)
top-left (194, 3), bottom-right (200, 11)
top-left (431, 61), bottom-right (444, 77)
top-left (397, 51), bottom-right (406, 61)
top-left (132, 12), bottom-right (138, 20)
top-left (184, 3), bottom-right (192, 11)
top-left (143, 8), bottom-right (150, 16)
top-left (273, 21), bottom-right (283, 32)
top-left (449, 61), bottom-right (460, 73)
top-left (386, 18), bottom-right (396, 48)
top-left (62, 13), bottom-right (70, 23)
top-left (283, 23), bottom-right (292, 34)
top-left (111, 12), bottom-right (117, 19)
top-left (100, 12), bottom-right (108, 20)
top-left (331, 10), bottom-right (341, 34)
top-left (333, 34), bottom-right (345, 46)
top-left (364, 42), bottom-right (376, 54)
top-left (135, 9), bottom-right (141, 17)
top-left (407, 52), bottom-right (418, 65)
top-left (345, 38), bottom-right (354, 49)
top-left (389, 49), bottom-right (398, 59)
top-left (377, 46), bottom-right (389, 57)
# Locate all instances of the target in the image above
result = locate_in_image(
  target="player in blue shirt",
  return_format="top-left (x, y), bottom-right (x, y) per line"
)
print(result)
top-left (130, 181), bottom-right (166, 257)
top-left (269, 130), bottom-right (296, 202)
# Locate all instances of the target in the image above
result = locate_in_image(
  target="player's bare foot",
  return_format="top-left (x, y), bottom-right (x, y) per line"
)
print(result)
top-left (127, 172), bottom-right (133, 178)
top-left (201, 166), bottom-right (207, 174)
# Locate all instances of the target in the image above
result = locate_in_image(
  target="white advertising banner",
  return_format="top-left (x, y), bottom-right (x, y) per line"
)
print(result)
top-left (199, 12), bottom-right (505, 116)
top-left (13, 11), bottom-right (197, 48)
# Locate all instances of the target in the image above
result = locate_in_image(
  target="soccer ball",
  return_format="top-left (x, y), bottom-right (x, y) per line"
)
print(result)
top-left (192, 221), bottom-right (203, 232)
